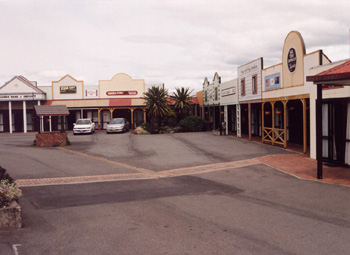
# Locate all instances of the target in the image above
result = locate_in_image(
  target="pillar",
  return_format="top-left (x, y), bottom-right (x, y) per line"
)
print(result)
top-left (283, 100), bottom-right (288, 149)
top-left (49, 116), bottom-right (52, 132)
top-left (248, 103), bottom-right (251, 141)
top-left (23, 101), bottom-right (27, 133)
top-left (316, 84), bottom-right (323, 179)
top-left (131, 108), bottom-right (134, 129)
top-left (271, 101), bottom-right (275, 145)
top-left (262, 102), bottom-right (265, 143)
top-left (8, 101), bottom-right (12, 134)
top-left (301, 98), bottom-right (307, 154)
top-left (143, 109), bottom-right (147, 123)
top-left (98, 109), bottom-right (101, 131)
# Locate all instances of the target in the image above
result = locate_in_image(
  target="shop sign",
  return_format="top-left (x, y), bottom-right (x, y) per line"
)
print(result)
top-left (287, 48), bottom-right (297, 73)
top-left (86, 90), bottom-right (98, 97)
top-left (265, 73), bottom-right (281, 90)
top-left (221, 87), bottom-right (236, 97)
top-left (0, 94), bottom-right (38, 100)
top-left (60, 86), bottom-right (77, 94)
top-left (106, 91), bottom-right (138, 96)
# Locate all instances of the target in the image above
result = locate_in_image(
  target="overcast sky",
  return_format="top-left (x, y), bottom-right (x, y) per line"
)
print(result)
top-left (0, 0), bottom-right (349, 93)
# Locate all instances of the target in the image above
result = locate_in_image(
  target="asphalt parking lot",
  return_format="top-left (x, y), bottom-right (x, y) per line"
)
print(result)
top-left (0, 131), bottom-right (349, 255)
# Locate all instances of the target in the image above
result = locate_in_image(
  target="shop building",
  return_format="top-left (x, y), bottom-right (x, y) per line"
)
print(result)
top-left (307, 59), bottom-right (350, 169)
top-left (0, 76), bottom-right (46, 133)
top-left (203, 72), bottom-right (221, 129)
top-left (220, 79), bottom-right (238, 135)
top-left (262, 31), bottom-right (331, 153)
top-left (237, 58), bottom-right (263, 139)
top-left (44, 73), bottom-right (146, 131)
top-left (0, 73), bottom-right (147, 133)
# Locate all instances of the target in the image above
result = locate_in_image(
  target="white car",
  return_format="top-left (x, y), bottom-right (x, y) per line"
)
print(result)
top-left (106, 118), bottom-right (130, 133)
top-left (73, 119), bottom-right (95, 135)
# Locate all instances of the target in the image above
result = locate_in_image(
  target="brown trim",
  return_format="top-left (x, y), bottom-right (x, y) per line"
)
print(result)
top-left (252, 74), bottom-right (258, 94)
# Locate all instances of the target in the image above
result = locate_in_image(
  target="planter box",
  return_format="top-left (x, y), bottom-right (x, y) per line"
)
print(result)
top-left (0, 201), bottom-right (22, 229)
top-left (36, 131), bottom-right (67, 147)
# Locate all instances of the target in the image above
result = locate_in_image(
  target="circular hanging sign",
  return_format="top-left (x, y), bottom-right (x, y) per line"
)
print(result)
top-left (287, 48), bottom-right (297, 73)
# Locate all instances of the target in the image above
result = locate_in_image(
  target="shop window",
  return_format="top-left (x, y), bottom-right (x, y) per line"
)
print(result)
top-left (241, 78), bottom-right (245, 96)
top-left (252, 75), bottom-right (257, 94)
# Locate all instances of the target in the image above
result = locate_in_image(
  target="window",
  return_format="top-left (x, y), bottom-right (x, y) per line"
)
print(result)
top-left (205, 91), bottom-right (208, 102)
top-left (252, 75), bottom-right (258, 94)
top-left (241, 78), bottom-right (245, 96)
top-left (215, 88), bottom-right (218, 100)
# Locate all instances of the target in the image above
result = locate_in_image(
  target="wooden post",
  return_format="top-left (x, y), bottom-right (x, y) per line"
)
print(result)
top-left (98, 109), bottom-right (101, 131)
top-left (130, 108), bottom-right (134, 129)
top-left (271, 101), bottom-right (275, 145)
top-left (143, 109), bottom-right (147, 123)
top-left (316, 84), bottom-right (323, 179)
top-left (248, 103), bottom-right (252, 141)
top-left (283, 100), bottom-right (288, 149)
top-left (262, 102), bottom-right (265, 143)
top-left (301, 98), bottom-right (307, 154)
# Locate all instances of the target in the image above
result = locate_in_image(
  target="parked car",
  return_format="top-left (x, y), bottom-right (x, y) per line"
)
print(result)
top-left (73, 119), bottom-right (95, 135)
top-left (106, 118), bottom-right (130, 133)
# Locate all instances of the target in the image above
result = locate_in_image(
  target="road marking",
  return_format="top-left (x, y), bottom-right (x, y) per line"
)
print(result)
top-left (12, 244), bottom-right (21, 255)
top-left (56, 147), bottom-right (165, 177)
top-left (16, 159), bottom-right (260, 187)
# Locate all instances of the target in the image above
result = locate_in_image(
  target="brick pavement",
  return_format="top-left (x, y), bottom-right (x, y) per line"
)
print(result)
top-left (257, 154), bottom-right (350, 187)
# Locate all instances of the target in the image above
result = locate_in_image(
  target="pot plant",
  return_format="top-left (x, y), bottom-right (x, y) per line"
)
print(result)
top-left (0, 169), bottom-right (23, 228)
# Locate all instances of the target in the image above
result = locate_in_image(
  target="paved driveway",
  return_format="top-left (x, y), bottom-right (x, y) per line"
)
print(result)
top-left (0, 131), bottom-right (349, 255)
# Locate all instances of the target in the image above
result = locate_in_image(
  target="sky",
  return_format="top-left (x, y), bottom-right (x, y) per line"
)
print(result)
top-left (0, 0), bottom-right (349, 93)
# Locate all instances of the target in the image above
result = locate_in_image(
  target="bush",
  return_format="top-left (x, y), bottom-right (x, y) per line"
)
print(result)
top-left (179, 116), bottom-right (206, 132)
top-left (0, 179), bottom-right (22, 208)
top-left (140, 122), bottom-right (159, 134)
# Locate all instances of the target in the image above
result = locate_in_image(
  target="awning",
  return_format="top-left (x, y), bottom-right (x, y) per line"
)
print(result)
top-left (34, 105), bottom-right (70, 116)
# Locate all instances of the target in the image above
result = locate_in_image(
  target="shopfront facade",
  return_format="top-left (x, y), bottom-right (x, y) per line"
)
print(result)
top-left (0, 73), bottom-right (147, 133)
top-left (237, 58), bottom-right (263, 139)
top-left (0, 76), bottom-right (46, 133)
top-left (203, 72), bottom-right (221, 130)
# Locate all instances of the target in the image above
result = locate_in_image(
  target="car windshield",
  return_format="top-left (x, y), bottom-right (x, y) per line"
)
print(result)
top-left (76, 119), bottom-right (91, 125)
top-left (110, 119), bottom-right (124, 124)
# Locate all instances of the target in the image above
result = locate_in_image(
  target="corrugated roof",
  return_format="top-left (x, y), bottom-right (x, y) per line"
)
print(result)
top-left (307, 60), bottom-right (350, 83)
top-left (34, 105), bottom-right (70, 116)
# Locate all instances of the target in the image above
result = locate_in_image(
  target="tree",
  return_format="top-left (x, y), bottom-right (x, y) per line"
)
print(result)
top-left (173, 87), bottom-right (193, 122)
top-left (142, 86), bottom-right (171, 127)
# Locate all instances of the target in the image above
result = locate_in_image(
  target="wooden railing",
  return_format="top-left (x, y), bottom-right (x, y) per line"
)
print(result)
top-left (263, 127), bottom-right (286, 147)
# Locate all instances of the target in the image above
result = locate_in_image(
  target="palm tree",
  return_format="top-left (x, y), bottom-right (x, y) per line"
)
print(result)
top-left (142, 86), bottom-right (171, 127)
top-left (173, 87), bottom-right (193, 122)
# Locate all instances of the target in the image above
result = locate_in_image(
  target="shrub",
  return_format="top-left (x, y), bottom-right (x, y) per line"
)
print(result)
top-left (140, 122), bottom-right (159, 134)
top-left (0, 179), bottom-right (22, 208)
top-left (179, 116), bottom-right (206, 132)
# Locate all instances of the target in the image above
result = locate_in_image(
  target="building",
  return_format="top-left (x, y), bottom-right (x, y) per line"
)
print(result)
top-left (220, 79), bottom-right (238, 135)
top-left (203, 72), bottom-right (221, 129)
top-left (0, 76), bottom-right (46, 133)
top-left (262, 31), bottom-right (331, 153)
top-left (238, 58), bottom-right (263, 139)
top-left (0, 73), bottom-right (147, 133)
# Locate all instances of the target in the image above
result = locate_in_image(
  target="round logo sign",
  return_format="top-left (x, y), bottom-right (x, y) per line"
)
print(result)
top-left (287, 48), bottom-right (297, 73)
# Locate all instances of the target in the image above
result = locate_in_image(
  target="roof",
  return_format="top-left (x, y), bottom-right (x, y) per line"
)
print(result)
top-left (34, 105), bottom-right (70, 116)
top-left (306, 60), bottom-right (350, 84)
top-left (0, 75), bottom-right (45, 93)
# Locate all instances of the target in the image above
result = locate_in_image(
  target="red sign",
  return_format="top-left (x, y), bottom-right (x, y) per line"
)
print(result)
top-left (106, 91), bottom-right (138, 96)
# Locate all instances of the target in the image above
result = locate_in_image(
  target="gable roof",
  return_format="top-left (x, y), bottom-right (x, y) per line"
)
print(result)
top-left (34, 105), bottom-right (70, 116)
top-left (306, 60), bottom-right (350, 83)
top-left (0, 75), bottom-right (45, 93)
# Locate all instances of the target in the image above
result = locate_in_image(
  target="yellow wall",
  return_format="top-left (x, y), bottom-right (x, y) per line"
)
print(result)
top-left (99, 73), bottom-right (145, 99)
top-left (282, 31), bottom-right (306, 88)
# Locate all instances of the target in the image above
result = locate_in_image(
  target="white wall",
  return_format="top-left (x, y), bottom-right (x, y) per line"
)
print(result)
top-left (238, 58), bottom-right (263, 102)
top-left (220, 79), bottom-right (238, 105)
